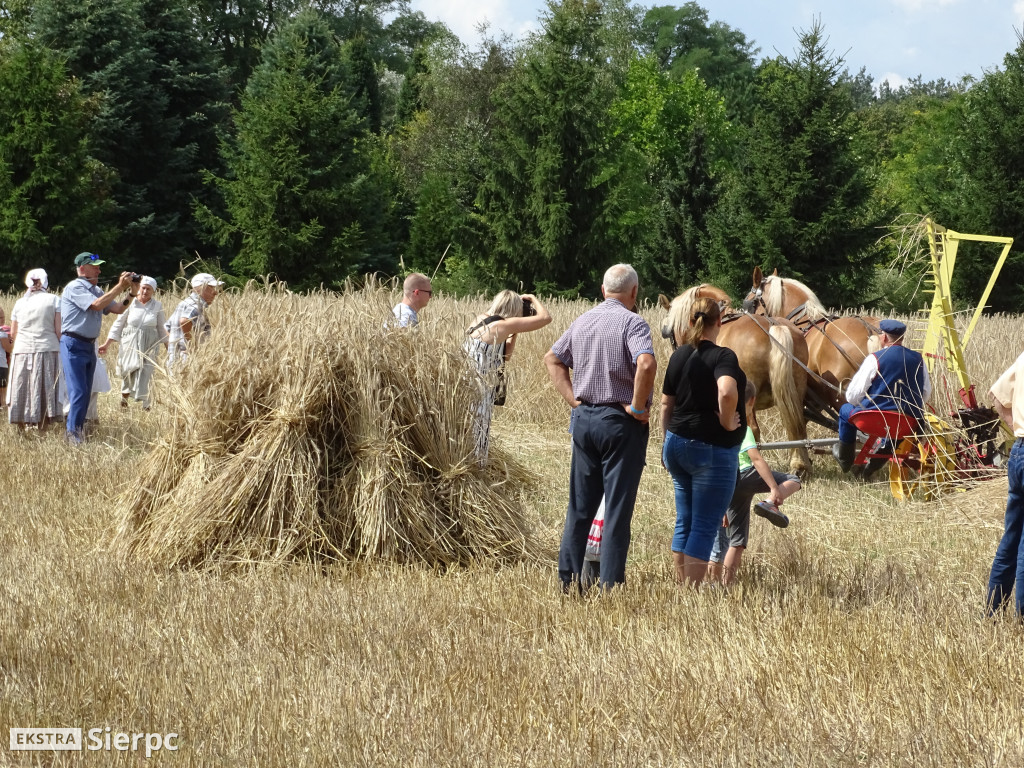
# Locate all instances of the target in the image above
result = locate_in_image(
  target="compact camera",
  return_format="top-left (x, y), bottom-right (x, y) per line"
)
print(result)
top-left (521, 297), bottom-right (536, 317)
top-left (130, 273), bottom-right (142, 283)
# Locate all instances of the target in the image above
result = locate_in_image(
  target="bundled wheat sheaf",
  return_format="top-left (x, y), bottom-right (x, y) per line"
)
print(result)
top-left (113, 282), bottom-right (540, 567)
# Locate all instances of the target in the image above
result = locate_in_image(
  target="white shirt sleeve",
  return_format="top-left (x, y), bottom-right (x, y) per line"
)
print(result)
top-left (846, 354), bottom-right (879, 405)
top-left (921, 363), bottom-right (932, 404)
top-left (107, 308), bottom-right (128, 342)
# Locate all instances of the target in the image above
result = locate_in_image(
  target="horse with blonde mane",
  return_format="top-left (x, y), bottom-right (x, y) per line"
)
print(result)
top-left (744, 267), bottom-right (881, 419)
top-left (659, 284), bottom-right (811, 479)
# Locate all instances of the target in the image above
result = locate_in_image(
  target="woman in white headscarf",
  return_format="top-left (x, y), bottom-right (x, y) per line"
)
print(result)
top-left (99, 276), bottom-right (167, 409)
top-left (8, 268), bottom-right (62, 429)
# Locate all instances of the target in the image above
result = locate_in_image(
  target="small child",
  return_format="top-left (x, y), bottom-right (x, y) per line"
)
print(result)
top-left (708, 380), bottom-right (802, 585)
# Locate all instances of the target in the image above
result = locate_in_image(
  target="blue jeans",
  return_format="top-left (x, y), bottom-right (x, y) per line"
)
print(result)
top-left (60, 334), bottom-right (96, 439)
top-left (987, 438), bottom-right (1024, 616)
top-left (663, 431), bottom-right (738, 560)
top-left (838, 402), bottom-right (861, 444)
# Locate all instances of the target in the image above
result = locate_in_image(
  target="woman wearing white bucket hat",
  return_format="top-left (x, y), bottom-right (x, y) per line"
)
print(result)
top-left (99, 276), bottom-right (167, 409)
top-left (8, 268), bottom-right (62, 429)
top-left (165, 273), bottom-right (224, 370)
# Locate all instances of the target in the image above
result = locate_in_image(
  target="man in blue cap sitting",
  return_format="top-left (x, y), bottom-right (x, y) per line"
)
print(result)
top-left (832, 319), bottom-right (932, 473)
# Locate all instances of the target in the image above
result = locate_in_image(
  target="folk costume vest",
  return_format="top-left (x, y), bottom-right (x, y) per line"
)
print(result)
top-left (862, 345), bottom-right (927, 421)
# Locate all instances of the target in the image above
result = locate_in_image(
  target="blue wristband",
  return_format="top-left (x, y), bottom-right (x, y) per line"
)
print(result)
top-left (629, 404), bottom-right (647, 415)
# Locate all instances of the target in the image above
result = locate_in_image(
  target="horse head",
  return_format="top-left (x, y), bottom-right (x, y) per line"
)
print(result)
top-left (743, 266), bottom-right (772, 314)
top-left (745, 269), bottom-right (827, 321)
top-left (660, 284), bottom-right (732, 350)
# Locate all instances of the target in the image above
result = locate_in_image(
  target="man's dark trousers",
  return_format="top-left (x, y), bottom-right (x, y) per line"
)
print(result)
top-left (558, 403), bottom-right (648, 589)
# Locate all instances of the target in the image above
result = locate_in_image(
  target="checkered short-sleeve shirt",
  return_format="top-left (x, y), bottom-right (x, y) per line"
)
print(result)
top-left (550, 298), bottom-right (654, 405)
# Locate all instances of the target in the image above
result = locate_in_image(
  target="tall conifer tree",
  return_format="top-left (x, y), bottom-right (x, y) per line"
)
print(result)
top-left (0, 40), bottom-right (115, 286)
top-left (702, 21), bottom-right (879, 306)
top-left (476, 0), bottom-right (646, 293)
top-left (34, 0), bottom-right (229, 277)
top-left (197, 10), bottom-right (396, 288)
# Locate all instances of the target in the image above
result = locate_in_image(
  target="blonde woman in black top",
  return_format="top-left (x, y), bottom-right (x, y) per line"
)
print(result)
top-left (660, 296), bottom-right (746, 587)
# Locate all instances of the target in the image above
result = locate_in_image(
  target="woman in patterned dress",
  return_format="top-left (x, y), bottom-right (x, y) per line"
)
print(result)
top-left (464, 291), bottom-right (551, 460)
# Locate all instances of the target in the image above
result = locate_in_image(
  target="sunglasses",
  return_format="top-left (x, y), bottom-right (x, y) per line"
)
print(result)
top-left (417, 289), bottom-right (433, 296)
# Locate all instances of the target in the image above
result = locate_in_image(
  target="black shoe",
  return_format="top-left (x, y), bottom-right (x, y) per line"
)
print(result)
top-left (832, 441), bottom-right (855, 473)
top-left (754, 501), bottom-right (790, 528)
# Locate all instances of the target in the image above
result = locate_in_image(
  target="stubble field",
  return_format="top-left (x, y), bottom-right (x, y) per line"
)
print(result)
top-left (1, 285), bottom-right (1022, 767)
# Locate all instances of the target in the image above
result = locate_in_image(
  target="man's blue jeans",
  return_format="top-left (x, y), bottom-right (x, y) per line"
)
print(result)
top-left (988, 438), bottom-right (1024, 616)
top-left (60, 334), bottom-right (96, 439)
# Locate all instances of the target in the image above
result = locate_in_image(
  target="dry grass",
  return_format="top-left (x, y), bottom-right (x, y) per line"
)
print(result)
top-left (0, 285), bottom-right (1022, 767)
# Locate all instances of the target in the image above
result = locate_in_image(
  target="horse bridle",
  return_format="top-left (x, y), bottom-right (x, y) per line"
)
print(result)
top-left (743, 277), bottom-right (768, 314)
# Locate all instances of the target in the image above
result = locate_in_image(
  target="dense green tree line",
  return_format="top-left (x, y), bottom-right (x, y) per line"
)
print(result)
top-left (1, 0), bottom-right (1024, 308)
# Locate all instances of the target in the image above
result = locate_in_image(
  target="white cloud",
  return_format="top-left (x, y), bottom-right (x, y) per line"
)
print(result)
top-left (890, 0), bottom-right (959, 10)
top-left (878, 72), bottom-right (910, 93)
top-left (413, 0), bottom-right (536, 45)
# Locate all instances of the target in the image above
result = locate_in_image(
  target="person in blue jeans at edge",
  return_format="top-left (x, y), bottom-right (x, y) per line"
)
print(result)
top-left (61, 252), bottom-right (137, 442)
top-left (708, 379), bottom-right (802, 586)
top-left (987, 350), bottom-right (1024, 618)
top-left (660, 295), bottom-right (745, 587)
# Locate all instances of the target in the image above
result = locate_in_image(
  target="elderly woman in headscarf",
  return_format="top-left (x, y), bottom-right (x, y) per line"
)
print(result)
top-left (8, 268), bottom-right (62, 430)
top-left (99, 276), bottom-right (167, 410)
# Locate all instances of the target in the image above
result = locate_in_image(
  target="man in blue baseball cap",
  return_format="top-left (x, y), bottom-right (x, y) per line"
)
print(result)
top-left (832, 318), bottom-right (932, 473)
top-left (61, 252), bottom-right (138, 442)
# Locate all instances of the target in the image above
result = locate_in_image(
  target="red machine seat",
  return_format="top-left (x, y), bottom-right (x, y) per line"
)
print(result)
top-left (849, 410), bottom-right (919, 442)
top-left (848, 410), bottom-right (920, 467)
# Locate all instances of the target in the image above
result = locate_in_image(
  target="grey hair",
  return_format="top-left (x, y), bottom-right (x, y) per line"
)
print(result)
top-left (603, 264), bottom-right (638, 294)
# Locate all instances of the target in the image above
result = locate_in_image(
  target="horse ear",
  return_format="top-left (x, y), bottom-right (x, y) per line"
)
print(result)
top-left (658, 293), bottom-right (671, 310)
top-left (771, 268), bottom-right (778, 277)
top-left (752, 266), bottom-right (762, 286)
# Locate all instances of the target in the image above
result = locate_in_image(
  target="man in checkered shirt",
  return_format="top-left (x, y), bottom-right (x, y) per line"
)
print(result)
top-left (545, 264), bottom-right (657, 590)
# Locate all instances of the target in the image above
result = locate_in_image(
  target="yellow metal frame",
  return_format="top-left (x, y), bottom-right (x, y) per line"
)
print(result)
top-left (922, 219), bottom-right (1013, 406)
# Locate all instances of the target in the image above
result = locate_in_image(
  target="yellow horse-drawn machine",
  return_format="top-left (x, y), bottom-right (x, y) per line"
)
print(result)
top-left (865, 218), bottom-right (1013, 500)
top-left (751, 218), bottom-right (1012, 500)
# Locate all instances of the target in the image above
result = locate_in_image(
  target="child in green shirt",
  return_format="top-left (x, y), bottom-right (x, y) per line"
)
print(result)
top-left (708, 380), bottom-right (802, 585)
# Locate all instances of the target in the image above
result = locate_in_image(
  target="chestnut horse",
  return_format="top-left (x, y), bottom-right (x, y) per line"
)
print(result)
top-left (659, 284), bottom-right (811, 478)
top-left (743, 267), bottom-right (880, 420)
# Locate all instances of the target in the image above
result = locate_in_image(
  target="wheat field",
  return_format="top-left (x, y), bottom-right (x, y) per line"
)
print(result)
top-left (0, 284), bottom-right (1022, 767)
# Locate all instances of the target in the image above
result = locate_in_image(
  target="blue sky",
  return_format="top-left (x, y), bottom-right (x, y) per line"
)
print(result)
top-left (408, 0), bottom-right (1024, 89)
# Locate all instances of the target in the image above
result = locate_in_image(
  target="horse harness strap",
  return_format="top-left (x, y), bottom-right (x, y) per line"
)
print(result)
top-left (785, 303), bottom-right (809, 324)
top-left (854, 315), bottom-right (882, 336)
top-left (788, 310), bottom-right (873, 374)
top-left (744, 314), bottom-right (844, 395)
